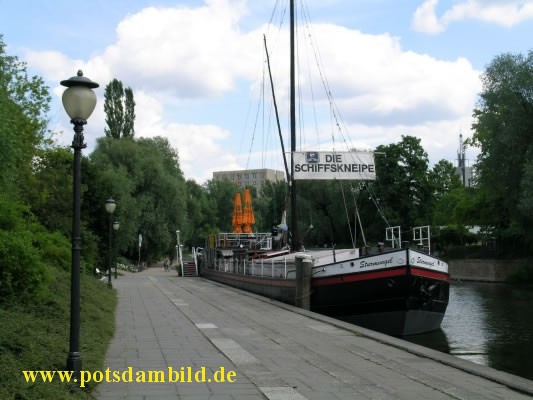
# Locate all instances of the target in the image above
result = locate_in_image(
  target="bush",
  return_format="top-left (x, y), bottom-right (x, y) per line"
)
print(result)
top-left (0, 229), bottom-right (49, 301)
top-left (0, 194), bottom-right (79, 302)
top-left (33, 229), bottom-right (71, 271)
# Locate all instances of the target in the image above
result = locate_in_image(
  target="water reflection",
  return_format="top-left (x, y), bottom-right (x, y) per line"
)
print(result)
top-left (406, 281), bottom-right (533, 380)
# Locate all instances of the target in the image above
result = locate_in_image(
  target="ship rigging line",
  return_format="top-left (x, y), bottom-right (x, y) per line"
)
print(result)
top-left (300, 0), bottom-right (393, 241)
top-left (264, 35), bottom-right (290, 183)
top-left (367, 183), bottom-right (391, 227)
top-left (300, 0), bottom-right (371, 169)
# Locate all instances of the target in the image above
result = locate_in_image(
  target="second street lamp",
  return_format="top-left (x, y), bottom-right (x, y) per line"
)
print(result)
top-left (61, 70), bottom-right (99, 379)
top-left (105, 198), bottom-right (116, 289)
top-left (113, 221), bottom-right (120, 279)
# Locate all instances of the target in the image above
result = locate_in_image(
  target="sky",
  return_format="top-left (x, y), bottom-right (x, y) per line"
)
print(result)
top-left (1, 0), bottom-right (532, 183)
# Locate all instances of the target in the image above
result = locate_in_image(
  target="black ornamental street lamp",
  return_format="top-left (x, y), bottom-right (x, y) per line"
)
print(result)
top-left (113, 221), bottom-right (120, 279)
top-left (105, 198), bottom-right (116, 289)
top-left (61, 70), bottom-right (99, 378)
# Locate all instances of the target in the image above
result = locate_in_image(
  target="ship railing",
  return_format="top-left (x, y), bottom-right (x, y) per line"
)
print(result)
top-left (385, 226), bottom-right (433, 255)
top-left (214, 232), bottom-right (272, 250)
top-left (412, 225), bottom-right (431, 255)
top-left (214, 256), bottom-right (295, 279)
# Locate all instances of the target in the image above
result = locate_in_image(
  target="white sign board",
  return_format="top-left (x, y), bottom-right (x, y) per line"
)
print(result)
top-left (293, 151), bottom-right (376, 180)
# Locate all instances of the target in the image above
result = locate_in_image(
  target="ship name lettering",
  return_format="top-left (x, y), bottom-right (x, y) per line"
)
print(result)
top-left (416, 257), bottom-right (434, 267)
top-left (359, 257), bottom-right (393, 269)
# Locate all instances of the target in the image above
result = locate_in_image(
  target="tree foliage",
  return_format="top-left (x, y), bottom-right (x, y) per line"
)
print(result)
top-left (184, 179), bottom-right (218, 246)
top-left (0, 35), bottom-right (51, 195)
top-left (0, 36), bottom-right (50, 137)
top-left (26, 147), bottom-right (73, 235)
top-left (103, 79), bottom-right (135, 139)
top-left (123, 87), bottom-right (135, 138)
top-left (254, 180), bottom-right (287, 232)
top-left (0, 36), bottom-right (66, 301)
top-left (203, 178), bottom-right (241, 233)
top-left (470, 50), bottom-right (533, 251)
top-left (0, 194), bottom-right (49, 301)
top-left (89, 136), bottom-right (187, 263)
top-left (430, 160), bottom-right (462, 199)
top-left (373, 135), bottom-right (433, 230)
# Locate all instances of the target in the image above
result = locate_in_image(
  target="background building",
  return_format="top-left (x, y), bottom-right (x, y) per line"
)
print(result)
top-left (456, 133), bottom-right (475, 187)
top-left (213, 168), bottom-right (285, 194)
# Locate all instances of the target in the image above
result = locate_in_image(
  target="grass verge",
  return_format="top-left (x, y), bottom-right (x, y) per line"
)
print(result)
top-left (0, 267), bottom-right (117, 399)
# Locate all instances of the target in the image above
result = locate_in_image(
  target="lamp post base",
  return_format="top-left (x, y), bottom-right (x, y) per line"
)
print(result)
top-left (66, 352), bottom-right (82, 378)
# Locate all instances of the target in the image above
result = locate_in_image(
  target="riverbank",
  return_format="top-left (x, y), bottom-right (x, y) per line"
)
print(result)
top-left (96, 268), bottom-right (533, 399)
top-left (0, 267), bottom-right (117, 399)
top-left (448, 259), bottom-right (530, 282)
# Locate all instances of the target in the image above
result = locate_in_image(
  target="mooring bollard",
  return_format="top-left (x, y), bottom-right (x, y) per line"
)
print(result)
top-left (295, 255), bottom-right (313, 310)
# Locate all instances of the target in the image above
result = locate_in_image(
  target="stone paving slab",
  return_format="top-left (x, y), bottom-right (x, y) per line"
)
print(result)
top-left (95, 267), bottom-right (533, 399)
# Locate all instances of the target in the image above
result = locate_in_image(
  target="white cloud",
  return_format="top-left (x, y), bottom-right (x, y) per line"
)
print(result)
top-left (295, 25), bottom-right (481, 124)
top-left (102, 0), bottom-right (254, 97)
top-left (412, 0), bottom-right (445, 34)
top-left (134, 90), bottom-right (240, 182)
top-left (412, 0), bottom-right (533, 34)
top-left (259, 23), bottom-right (481, 165)
top-left (24, 0), bottom-right (483, 183)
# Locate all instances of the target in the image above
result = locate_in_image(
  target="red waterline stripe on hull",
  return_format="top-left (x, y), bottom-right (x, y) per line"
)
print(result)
top-left (205, 270), bottom-right (295, 287)
top-left (410, 267), bottom-right (450, 282)
top-left (312, 267), bottom-right (408, 287)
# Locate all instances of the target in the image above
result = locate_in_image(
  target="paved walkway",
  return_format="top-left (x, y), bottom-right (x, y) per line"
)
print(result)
top-left (95, 267), bottom-right (533, 399)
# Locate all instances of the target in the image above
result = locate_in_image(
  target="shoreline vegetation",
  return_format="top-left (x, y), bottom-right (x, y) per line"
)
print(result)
top-left (0, 267), bottom-right (117, 399)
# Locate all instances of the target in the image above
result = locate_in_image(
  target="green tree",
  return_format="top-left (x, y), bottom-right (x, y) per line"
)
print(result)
top-left (89, 136), bottom-right (187, 263)
top-left (103, 79), bottom-right (135, 139)
top-left (254, 180), bottom-right (287, 232)
top-left (184, 179), bottom-right (217, 246)
top-left (26, 147), bottom-right (73, 235)
top-left (432, 187), bottom-right (480, 227)
top-left (0, 36), bottom-right (72, 300)
top-left (518, 163), bottom-right (533, 238)
top-left (0, 35), bottom-right (51, 195)
top-left (430, 159), bottom-right (462, 199)
top-left (204, 178), bottom-right (240, 233)
top-left (470, 50), bottom-right (533, 253)
top-left (373, 135), bottom-right (433, 231)
top-left (0, 36), bottom-right (50, 137)
top-left (123, 87), bottom-right (135, 138)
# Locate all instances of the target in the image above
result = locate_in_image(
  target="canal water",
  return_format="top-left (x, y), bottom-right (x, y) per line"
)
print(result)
top-left (405, 281), bottom-right (533, 380)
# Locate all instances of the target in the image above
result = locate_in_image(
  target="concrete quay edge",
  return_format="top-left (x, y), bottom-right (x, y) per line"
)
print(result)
top-left (204, 278), bottom-right (533, 396)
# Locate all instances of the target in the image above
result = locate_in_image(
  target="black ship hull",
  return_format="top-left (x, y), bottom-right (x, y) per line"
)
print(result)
top-left (201, 257), bottom-right (449, 336)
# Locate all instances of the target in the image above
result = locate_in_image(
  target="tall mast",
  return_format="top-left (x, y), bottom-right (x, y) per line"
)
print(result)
top-left (290, 0), bottom-right (299, 251)
top-left (458, 133), bottom-right (466, 186)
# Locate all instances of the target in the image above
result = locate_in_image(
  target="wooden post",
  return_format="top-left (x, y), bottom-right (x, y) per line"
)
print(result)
top-left (295, 255), bottom-right (313, 310)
